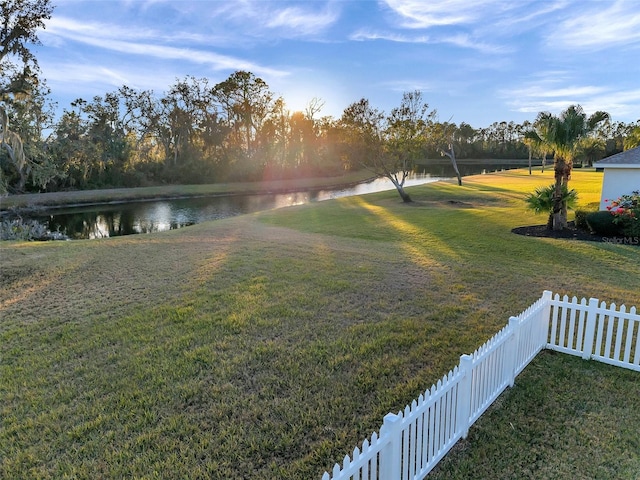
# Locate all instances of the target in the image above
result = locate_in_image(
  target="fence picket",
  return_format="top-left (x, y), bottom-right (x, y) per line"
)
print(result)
top-left (352, 448), bottom-right (361, 480)
top-left (623, 313), bottom-right (634, 364)
top-left (434, 382), bottom-right (443, 461)
top-left (595, 302), bottom-right (606, 357)
top-left (403, 404), bottom-right (411, 480)
top-left (507, 317), bottom-right (518, 387)
top-left (576, 298), bottom-right (587, 353)
top-left (443, 386), bottom-right (451, 456)
top-left (442, 383), bottom-right (450, 450)
top-left (361, 439), bottom-right (370, 480)
top-left (604, 304), bottom-right (616, 358)
top-left (559, 295), bottom-right (569, 347)
top-left (613, 305), bottom-right (626, 361)
top-left (633, 306), bottom-right (640, 367)
top-left (415, 395), bottom-right (424, 473)
top-left (567, 297), bottom-right (578, 350)
top-left (427, 387), bottom-right (436, 462)
top-left (550, 294), bottom-right (560, 345)
top-left (370, 432), bottom-right (379, 479)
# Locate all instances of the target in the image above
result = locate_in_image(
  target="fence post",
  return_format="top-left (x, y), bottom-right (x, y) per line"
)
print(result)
top-left (379, 412), bottom-right (402, 480)
top-left (456, 354), bottom-right (473, 439)
top-left (582, 297), bottom-right (599, 360)
top-left (541, 290), bottom-right (553, 349)
top-left (507, 317), bottom-right (520, 387)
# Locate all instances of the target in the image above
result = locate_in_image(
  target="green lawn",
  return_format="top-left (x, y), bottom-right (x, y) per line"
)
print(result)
top-left (1, 168), bottom-right (638, 479)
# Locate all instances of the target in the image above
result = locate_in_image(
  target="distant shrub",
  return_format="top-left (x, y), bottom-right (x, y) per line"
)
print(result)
top-left (0, 218), bottom-right (68, 241)
top-left (585, 211), bottom-right (623, 236)
top-left (574, 209), bottom-right (594, 231)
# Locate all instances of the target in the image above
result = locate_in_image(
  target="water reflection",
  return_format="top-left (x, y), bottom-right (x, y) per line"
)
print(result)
top-left (32, 175), bottom-right (441, 239)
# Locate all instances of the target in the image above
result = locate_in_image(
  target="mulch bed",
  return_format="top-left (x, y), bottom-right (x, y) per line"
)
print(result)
top-left (512, 222), bottom-right (638, 245)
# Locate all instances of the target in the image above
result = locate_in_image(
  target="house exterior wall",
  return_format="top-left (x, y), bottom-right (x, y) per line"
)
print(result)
top-left (599, 168), bottom-right (640, 210)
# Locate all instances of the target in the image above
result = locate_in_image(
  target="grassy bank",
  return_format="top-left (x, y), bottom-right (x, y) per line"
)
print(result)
top-left (1, 168), bottom-right (638, 479)
top-left (0, 171), bottom-right (376, 210)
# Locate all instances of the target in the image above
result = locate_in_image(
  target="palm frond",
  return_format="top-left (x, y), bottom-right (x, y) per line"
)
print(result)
top-left (524, 184), bottom-right (579, 214)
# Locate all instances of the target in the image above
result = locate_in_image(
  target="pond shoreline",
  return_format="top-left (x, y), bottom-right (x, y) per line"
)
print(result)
top-left (0, 174), bottom-right (380, 215)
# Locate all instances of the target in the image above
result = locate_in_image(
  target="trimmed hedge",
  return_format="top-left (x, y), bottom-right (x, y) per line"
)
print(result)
top-left (585, 211), bottom-right (623, 236)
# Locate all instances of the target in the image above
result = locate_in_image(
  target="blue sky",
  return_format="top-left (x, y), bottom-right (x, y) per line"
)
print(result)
top-left (36, 0), bottom-right (640, 128)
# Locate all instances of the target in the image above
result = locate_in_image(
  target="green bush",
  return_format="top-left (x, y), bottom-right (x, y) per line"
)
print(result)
top-left (585, 211), bottom-right (623, 236)
top-left (618, 217), bottom-right (640, 237)
top-left (574, 209), bottom-right (594, 230)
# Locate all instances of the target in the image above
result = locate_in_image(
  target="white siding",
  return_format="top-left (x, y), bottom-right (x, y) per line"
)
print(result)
top-left (599, 168), bottom-right (640, 210)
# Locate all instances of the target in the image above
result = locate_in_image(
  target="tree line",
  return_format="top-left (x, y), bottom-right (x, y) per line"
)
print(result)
top-left (1, 0), bottom-right (640, 196)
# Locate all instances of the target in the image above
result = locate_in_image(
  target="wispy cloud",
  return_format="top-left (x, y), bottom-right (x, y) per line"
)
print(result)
top-left (350, 28), bottom-right (507, 54)
top-left (382, 79), bottom-right (438, 93)
top-left (41, 61), bottom-right (172, 94)
top-left (350, 29), bottom-right (429, 43)
top-left (45, 16), bottom-right (156, 42)
top-left (266, 4), bottom-right (340, 35)
top-left (440, 33), bottom-right (511, 54)
top-left (43, 17), bottom-right (288, 78)
top-left (43, 16), bottom-right (229, 47)
top-left (382, 0), bottom-right (501, 28)
top-left (503, 79), bottom-right (640, 119)
top-left (508, 85), bottom-right (609, 100)
top-left (360, 0), bottom-right (531, 54)
top-left (550, 0), bottom-right (640, 49)
top-left (182, 0), bottom-right (341, 39)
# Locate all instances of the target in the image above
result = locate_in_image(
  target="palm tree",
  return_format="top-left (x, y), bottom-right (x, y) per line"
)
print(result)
top-left (524, 184), bottom-right (578, 230)
top-left (525, 105), bottom-right (609, 230)
top-left (624, 126), bottom-right (640, 150)
top-left (526, 112), bottom-right (554, 174)
top-left (577, 137), bottom-right (606, 167)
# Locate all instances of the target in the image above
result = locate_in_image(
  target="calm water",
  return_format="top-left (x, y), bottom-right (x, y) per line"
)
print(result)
top-left (29, 161), bottom-right (538, 239)
top-left (32, 174), bottom-right (441, 239)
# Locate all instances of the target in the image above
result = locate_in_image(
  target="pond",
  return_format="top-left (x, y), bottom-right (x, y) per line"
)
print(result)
top-left (27, 160), bottom-right (540, 239)
top-left (30, 174), bottom-right (440, 239)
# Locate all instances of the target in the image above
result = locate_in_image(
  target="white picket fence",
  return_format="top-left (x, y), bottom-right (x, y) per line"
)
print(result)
top-left (321, 290), bottom-right (639, 480)
top-left (546, 293), bottom-right (640, 370)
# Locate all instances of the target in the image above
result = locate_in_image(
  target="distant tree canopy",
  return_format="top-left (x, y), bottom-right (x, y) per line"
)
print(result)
top-left (4, 71), bottom-right (638, 195)
top-left (1, 0), bottom-right (56, 194)
top-left (1, 0), bottom-right (53, 99)
top-left (1, 1), bottom-right (639, 195)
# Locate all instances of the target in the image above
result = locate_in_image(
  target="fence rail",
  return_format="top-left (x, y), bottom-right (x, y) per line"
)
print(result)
top-left (322, 291), bottom-right (639, 480)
